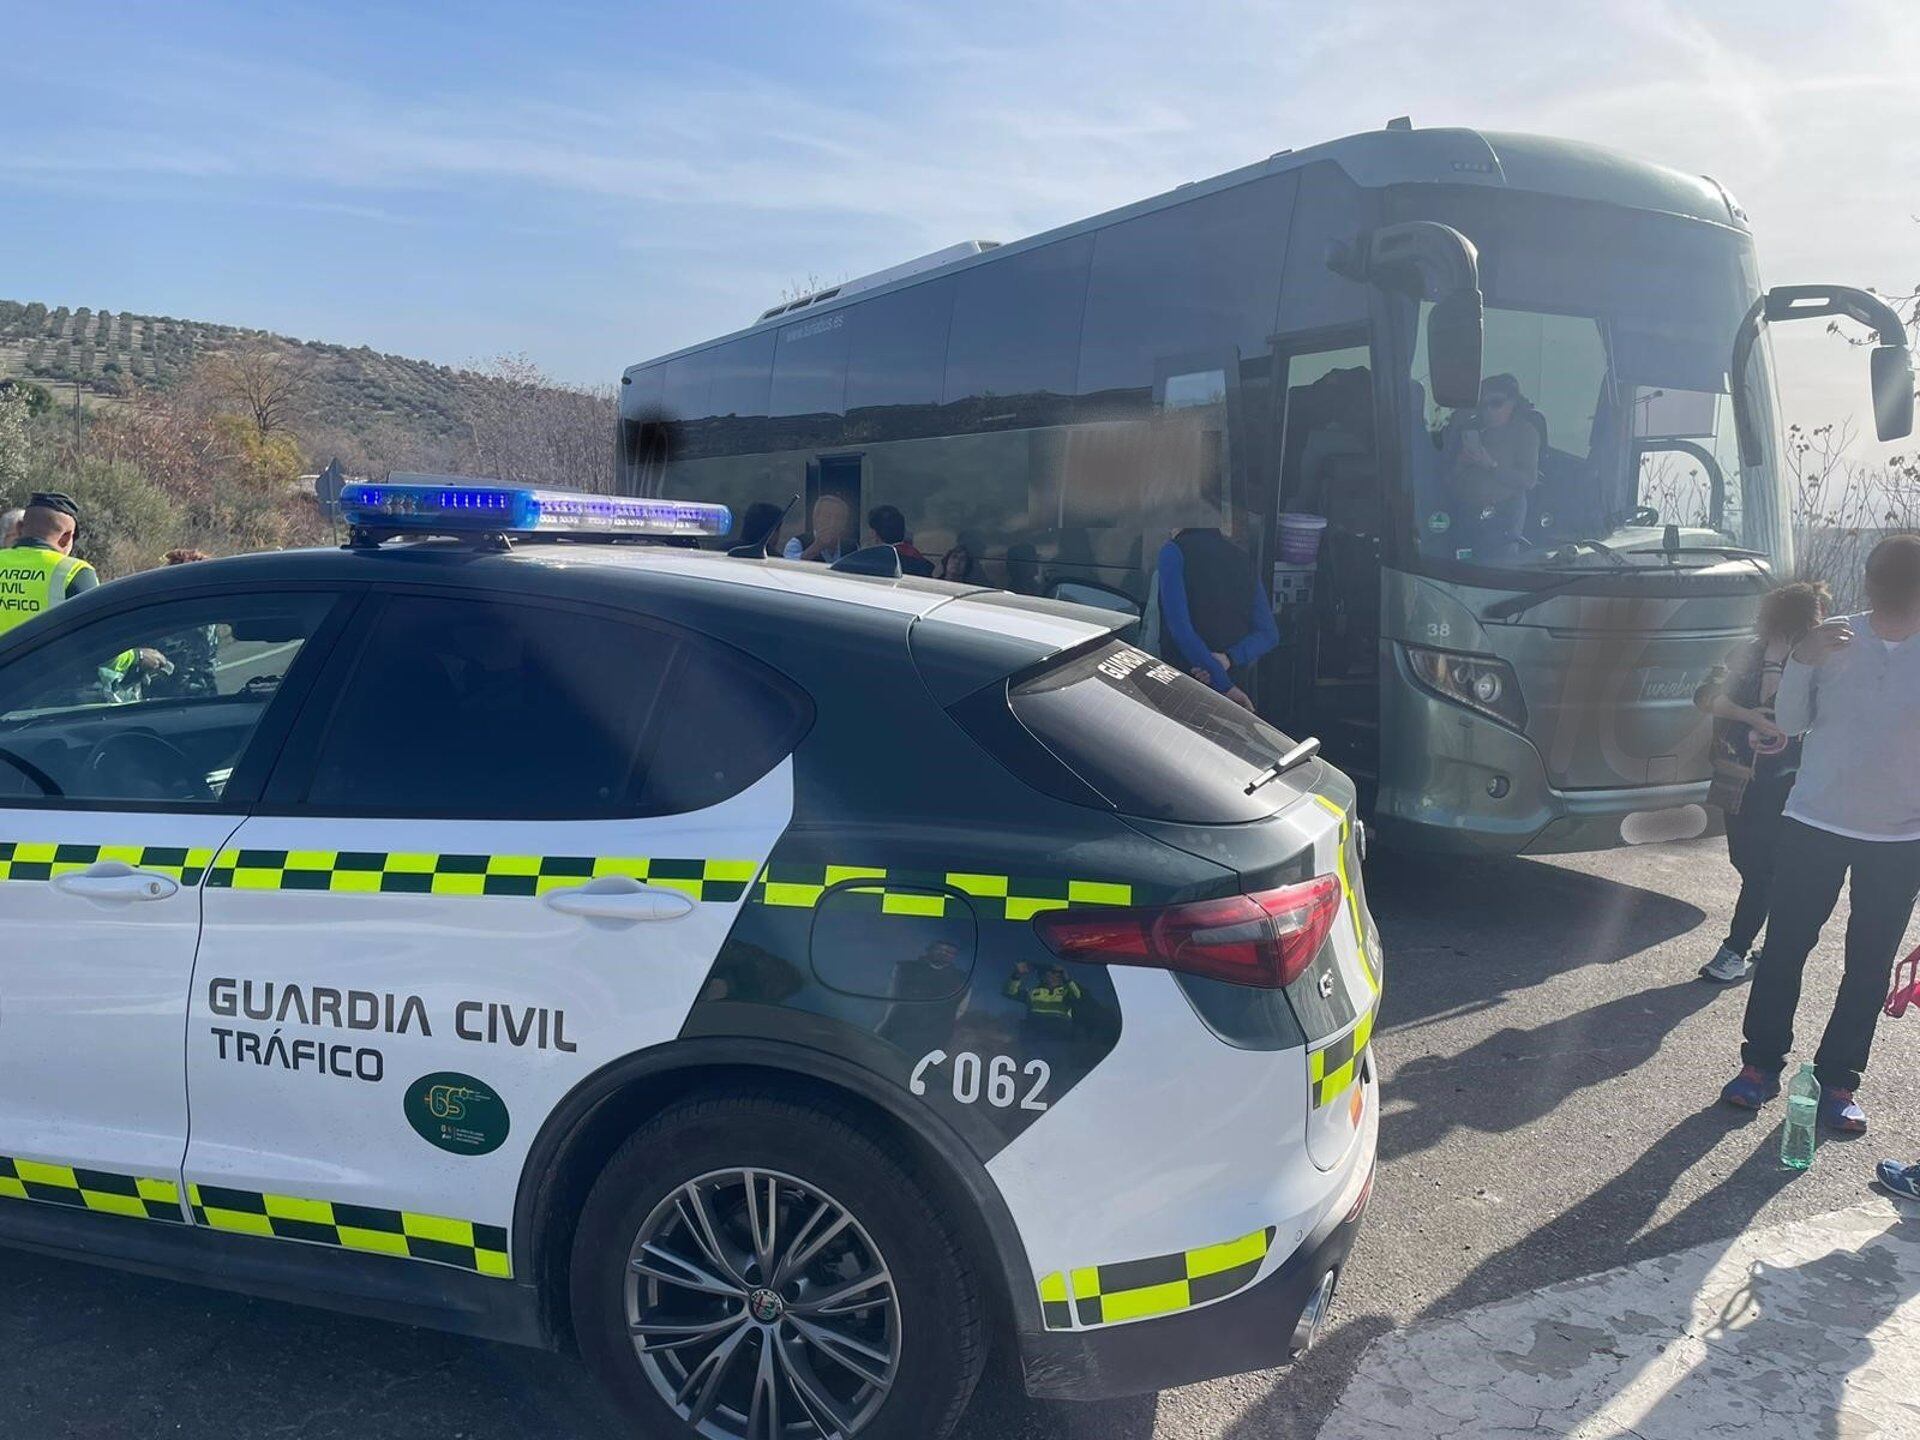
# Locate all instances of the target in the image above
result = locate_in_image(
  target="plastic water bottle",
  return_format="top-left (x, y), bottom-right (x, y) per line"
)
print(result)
top-left (1781, 1063), bottom-right (1819, 1171)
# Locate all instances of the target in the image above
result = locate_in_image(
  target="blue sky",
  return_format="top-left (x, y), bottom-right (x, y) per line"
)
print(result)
top-left (1, 0), bottom-right (1914, 450)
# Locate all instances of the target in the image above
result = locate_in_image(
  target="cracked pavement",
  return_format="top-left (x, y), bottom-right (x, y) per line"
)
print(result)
top-left (1319, 1200), bottom-right (1920, 1439)
top-left (2, 837), bottom-right (1916, 1438)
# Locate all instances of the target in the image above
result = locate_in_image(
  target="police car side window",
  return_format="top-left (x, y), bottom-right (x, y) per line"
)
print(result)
top-left (302, 594), bottom-right (807, 818)
top-left (0, 593), bottom-right (334, 806)
top-left (633, 642), bottom-right (811, 816)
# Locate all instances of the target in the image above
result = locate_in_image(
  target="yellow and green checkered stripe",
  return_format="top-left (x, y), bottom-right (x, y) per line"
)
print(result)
top-left (0, 1154), bottom-right (186, 1223)
top-left (751, 864), bottom-right (1133, 922)
top-left (1309, 794), bottom-right (1378, 995)
top-left (1037, 1226), bottom-right (1274, 1329)
top-left (1309, 1006), bottom-right (1376, 1110)
top-left (188, 1184), bottom-right (511, 1278)
top-left (0, 841), bottom-right (217, 886)
top-left (205, 849), bottom-right (760, 901)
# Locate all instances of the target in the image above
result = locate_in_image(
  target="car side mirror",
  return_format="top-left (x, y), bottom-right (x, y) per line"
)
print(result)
top-left (1871, 344), bottom-right (1915, 442)
top-left (1427, 289), bottom-right (1485, 410)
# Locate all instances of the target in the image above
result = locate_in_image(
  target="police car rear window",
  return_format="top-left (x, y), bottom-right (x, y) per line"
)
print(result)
top-left (1008, 641), bottom-right (1305, 823)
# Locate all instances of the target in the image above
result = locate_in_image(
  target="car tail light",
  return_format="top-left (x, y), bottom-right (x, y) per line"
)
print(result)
top-left (1033, 875), bottom-right (1343, 989)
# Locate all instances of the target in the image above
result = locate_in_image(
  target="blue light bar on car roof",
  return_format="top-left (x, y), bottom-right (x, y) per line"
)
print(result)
top-left (339, 474), bottom-right (731, 539)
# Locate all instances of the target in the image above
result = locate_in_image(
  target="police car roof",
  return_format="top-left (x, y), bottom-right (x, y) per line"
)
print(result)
top-left (89, 540), bottom-right (1123, 660)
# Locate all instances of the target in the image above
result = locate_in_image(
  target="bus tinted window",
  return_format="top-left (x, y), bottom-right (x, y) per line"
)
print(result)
top-left (661, 353), bottom-right (711, 423)
top-left (624, 364), bottom-right (664, 414)
top-left (846, 277), bottom-right (955, 415)
top-left (770, 312), bottom-right (850, 417)
top-left (942, 236), bottom-right (1093, 415)
top-left (707, 332), bottom-right (775, 419)
top-left (1078, 174), bottom-right (1297, 400)
top-left (1278, 163), bottom-right (1374, 333)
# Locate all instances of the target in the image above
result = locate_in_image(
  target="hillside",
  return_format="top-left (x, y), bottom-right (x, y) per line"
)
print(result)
top-left (0, 298), bottom-right (491, 458)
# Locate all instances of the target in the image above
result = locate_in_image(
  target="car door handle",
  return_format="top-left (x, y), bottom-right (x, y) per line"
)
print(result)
top-left (52, 863), bottom-right (180, 903)
top-left (543, 878), bottom-right (695, 922)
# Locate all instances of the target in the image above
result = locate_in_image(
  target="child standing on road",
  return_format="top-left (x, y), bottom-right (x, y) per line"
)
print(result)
top-left (1694, 581), bottom-right (1830, 983)
top-left (1721, 536), bottom-right (1920, 1134)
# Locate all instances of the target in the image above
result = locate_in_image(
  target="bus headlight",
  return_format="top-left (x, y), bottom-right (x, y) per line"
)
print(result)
top-left (1403, 646), bottom-right (1528, 729)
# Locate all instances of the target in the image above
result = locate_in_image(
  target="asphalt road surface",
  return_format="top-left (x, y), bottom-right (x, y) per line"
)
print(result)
top-left (5, 836), bottom-right (1917, 1440)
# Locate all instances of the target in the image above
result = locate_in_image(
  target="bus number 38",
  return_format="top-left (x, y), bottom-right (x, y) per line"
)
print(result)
top-left (909, 1050), bottom-right (1051, 1111)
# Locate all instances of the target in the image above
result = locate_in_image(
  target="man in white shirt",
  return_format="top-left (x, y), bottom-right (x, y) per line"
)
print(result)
top-left (782, 495), bottom-right (852, 565)
top-left (1721, 534), bottom-right (1920, 1135)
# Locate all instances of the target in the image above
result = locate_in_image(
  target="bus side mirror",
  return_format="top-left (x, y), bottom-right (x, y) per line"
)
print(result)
top-left (1734, 285), bottom-right (1914, 466)
top-left (1328, 221), bottom-right (1483, 409)
top-left (1871, 345), bottom-right (1915, 442)
top-left (1427, 289), bottom-right (1485, 410)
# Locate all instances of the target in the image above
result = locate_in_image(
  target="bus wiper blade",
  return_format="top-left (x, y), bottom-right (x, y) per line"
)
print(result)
top-left (1652, 545), bottom-right (1771, 573)
top-left (1544, 538), bottom-right (1629, 567)
top-left (1484, 574), bottom-right (1608, 622)
top-left (1245, 736), bottom-right (1320, 795)
top-left (1664, 545), bottom-right (1769, 559)
top-left (1486, 553), bottom-right (1769, 621)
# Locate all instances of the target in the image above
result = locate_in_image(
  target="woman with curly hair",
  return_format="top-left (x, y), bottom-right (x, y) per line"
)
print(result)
top-left (1693, 579), bottom-right (1830, 983)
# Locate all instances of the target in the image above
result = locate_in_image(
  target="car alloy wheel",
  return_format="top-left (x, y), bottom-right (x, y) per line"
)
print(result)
top-left (625, 1166), bottom-right (902, 1440)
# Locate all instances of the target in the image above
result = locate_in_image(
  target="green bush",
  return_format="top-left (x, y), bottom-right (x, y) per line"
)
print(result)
top-left (3, 453), bottom-right (184, 580)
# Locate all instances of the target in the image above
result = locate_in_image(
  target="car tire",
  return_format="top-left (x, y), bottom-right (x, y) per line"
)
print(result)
top-left (570, 1087), bottom-right (985, 1440)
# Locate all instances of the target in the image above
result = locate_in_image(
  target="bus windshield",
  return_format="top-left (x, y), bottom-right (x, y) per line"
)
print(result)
top-left (1393, 187), bottom-right (1787, 576)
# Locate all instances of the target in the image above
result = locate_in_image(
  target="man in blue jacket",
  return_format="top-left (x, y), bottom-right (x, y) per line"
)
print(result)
top-left (1156, 524), bottom-right (1279, 710)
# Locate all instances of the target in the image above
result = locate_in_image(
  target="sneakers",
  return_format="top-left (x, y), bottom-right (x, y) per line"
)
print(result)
top-left (1877, 1159), bottom-right (1920, 1199)
top-left (1700, 945), bottom-right (1754, 984)
top-left (1819, 1086), bottom-right (1868, 1134)
top-left (1720, 1064), bottom-right (1781, 1109)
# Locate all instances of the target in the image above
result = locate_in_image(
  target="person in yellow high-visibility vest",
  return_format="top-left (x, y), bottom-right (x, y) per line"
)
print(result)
top-left (0, 492), bottom-right (98, 636)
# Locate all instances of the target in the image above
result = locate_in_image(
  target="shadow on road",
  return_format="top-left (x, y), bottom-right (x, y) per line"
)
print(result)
top-left (953, 1349), bottom-right (1159, 1440)
top-left (1210, 1071), bottom-right (1794, 1440)
top-left (1379, 976), bottom-right (1725, 1166)
top-left (1614, 1215), bottom-right (1920, 1440)
top-left (1426, 1104), bottom-right (1796, 1320)
top-left (1207, 1311), bottom-right (1399, 1440)
top-left (1368, 851), bottom-right (1706, 1033)
top-left (0, 1248), bottom-right (619, 1440)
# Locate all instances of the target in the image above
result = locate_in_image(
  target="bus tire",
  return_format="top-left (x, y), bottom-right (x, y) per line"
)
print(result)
top-left (570, 1088), bottom-right (985, 1440)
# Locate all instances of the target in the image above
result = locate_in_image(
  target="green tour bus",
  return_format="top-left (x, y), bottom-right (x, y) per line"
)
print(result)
top-left (616, 122), bottom-right (1912, 854)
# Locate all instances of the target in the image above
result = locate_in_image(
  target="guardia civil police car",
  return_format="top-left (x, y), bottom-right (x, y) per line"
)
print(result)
top-left (0, 480), bottom-right (1379, 1440)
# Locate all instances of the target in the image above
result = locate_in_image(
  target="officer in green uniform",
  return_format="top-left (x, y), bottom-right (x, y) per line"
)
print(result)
top-left (1005, 962), bottom-right (1083, 1022)
top-left (0, 492), bottom-right (97, 635)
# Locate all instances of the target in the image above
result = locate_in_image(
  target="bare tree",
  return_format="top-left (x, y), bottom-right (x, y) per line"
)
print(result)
top-left (778, 272), bottom-right (846, 304)
top-left (199, 339), bottom-right (311, 440)
top-left (461, 354), bottom-right (617, 491)
top-left (1784, 420), bottom-right (1920, 608)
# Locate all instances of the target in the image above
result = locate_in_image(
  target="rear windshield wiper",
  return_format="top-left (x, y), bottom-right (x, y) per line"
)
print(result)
top-left (1245, 735), bottom-right (1321, 795)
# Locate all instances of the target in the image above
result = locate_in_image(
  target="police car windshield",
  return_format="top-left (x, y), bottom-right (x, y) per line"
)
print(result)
top-left (1010, 642), bottom-right (1310, 824)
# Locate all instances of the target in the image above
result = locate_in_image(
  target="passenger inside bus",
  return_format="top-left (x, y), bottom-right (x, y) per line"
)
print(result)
top-left (728, 501), bottom-right (788, 557)
top-left (783, 495), bottom-right (853, 564)
top-left (1004, 543), bottom-right (1043, 596)
top-left (1440, 374), bottom-right (1542, 561)
top-left (937, 542), bottom-right (984, 585)
top-left (866, 505), bottom-right (935, 576)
